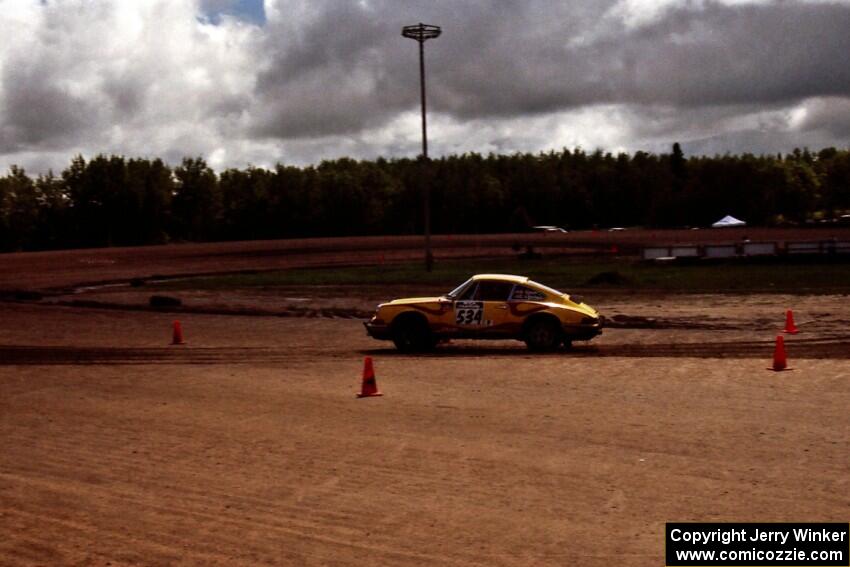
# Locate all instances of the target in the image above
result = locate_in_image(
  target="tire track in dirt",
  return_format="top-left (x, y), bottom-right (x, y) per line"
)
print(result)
top-left (2, 461), bottom-right (492, 567)
top-left (0, 345), bottom-right (330, 365)
top-left (2, 410), bottom-right (500, 566)
top-left (3, 334), bottom-right (850, 365)
top-left (363, 336), bottom-right (850, 359)
top-left (0, 503), bottom-right (236, 565)
top-left (9, 432), bottom-right (510, 522)
top-left (5, 448), bottom-right (364, 532)
top-left (3, 384), bottom-right (592, 566)
top-left (582, 337), bottom-right (850, 358)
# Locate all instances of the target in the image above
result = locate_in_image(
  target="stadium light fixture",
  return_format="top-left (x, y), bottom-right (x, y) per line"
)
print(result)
top-left (402, 23), bottom-right (441, 272)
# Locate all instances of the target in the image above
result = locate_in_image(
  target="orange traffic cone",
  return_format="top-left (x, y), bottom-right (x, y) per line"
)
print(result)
top-left (357, 357), bottom-right (383, 398)
top-left (171, 320), bottom-right (185, 345)
top-left (769, 335), bottom-right (789, 371)
top-left (783, 309), bottom-right (799, 334)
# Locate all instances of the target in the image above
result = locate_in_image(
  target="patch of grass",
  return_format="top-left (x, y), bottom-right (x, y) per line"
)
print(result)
top-left (150, 256), bottom-right (850, 293)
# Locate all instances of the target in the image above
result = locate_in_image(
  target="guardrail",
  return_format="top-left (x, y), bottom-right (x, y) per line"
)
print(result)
top-left (642, 240), bottom-right (850, 260)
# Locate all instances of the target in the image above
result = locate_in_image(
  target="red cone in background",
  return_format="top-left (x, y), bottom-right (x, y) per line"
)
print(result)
top-left (770, 335), bottom-right (788, 371)
top-left (783, 309), bottom-right (799, 334)
top-left (171, 320), bottom-right (185, 345)
top-left (357, 357), bottom-right (383, 398)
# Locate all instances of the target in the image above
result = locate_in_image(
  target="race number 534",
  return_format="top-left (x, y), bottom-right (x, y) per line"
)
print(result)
top-left (455, 301), bottom-right (483, 326)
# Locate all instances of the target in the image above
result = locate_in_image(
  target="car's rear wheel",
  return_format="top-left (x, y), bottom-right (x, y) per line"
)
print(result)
top-left (392, 316), bottom-right (436, 352)
top-left (524, 318), bottom-right (561, 352)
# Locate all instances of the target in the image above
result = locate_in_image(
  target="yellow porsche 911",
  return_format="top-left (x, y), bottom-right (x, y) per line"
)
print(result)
top-left (364, 274), bottom-right (602, 352)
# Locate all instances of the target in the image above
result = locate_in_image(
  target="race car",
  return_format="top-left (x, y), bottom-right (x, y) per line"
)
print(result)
top-left (364, 274), bottom-right (602, 352)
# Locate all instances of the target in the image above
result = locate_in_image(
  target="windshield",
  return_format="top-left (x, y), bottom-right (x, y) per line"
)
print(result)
top-left (447, 278), bottom-right (473, 298)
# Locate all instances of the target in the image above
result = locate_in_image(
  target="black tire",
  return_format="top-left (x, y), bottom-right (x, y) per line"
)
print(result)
top-left (561, 339), bottom-right (573, 350)
top-left (392, 316), bottom-right (436, 352)
top-left (524, 318), bottom-right (561, 352)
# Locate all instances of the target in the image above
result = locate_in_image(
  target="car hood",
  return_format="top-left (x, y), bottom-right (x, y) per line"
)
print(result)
top-left (383, 296), bottom-right (444, 306)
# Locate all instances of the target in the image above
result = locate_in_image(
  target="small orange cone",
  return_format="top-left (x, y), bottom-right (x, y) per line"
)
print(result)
top-left (171, 320), bottom-right (185, 345)
top-left (783, 309), bottom-right (799, 334)
top-left (769, 335), bottom-right (789, 371)
top-left (357, 357), bottom-right (383, 398)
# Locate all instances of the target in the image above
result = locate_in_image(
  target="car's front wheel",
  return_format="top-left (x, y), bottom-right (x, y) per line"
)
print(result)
top-left (524, 318), bottom-right (561, 351)
top-left (391, 316), bottom-right (436, 352)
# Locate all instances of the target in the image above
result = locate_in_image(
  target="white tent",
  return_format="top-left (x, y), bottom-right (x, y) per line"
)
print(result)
top-left (711, 215), bottom-right (746, 228)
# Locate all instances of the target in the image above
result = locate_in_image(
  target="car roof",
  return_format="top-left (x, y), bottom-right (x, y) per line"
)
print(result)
top-left (471, 274), bottom-right (529, 284)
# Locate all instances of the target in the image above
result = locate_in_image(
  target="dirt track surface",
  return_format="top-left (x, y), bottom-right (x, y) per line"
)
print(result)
top-left (2, 294), bottom-right (849, 566)
top-left (2, 227), bottom-right (848, 290)
top-left (1, 238), bottom-right (850, 566)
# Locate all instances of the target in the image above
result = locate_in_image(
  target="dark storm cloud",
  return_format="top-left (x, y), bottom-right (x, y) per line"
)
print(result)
top-left (595, 2), bottom-right (850, 107)
top-left (798, 97), bottom-right (850, 137)
top-left (0, 1), bottom-right (124, 153)
top-left (252, 0), bottom-right (850, 139)
top-left (0, 60), bottom-right (97, 152)
top-left (251, 0), bottom-right (613, 138)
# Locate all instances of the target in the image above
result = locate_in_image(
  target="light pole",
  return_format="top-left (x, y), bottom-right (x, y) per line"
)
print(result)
top-left (402, 23), bottom-right (441, 272)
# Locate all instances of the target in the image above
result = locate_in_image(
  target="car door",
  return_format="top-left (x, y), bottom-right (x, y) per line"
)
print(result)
top-left (475, 280), bottom-right (516, 336)
top-left (452, 282), bottom-right (483, 335)
top-left (507, 284), bottom-right (549, 324)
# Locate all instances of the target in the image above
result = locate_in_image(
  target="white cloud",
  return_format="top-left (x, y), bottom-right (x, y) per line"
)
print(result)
top-left (0, 0), bottom-right (258, 170)
top-left (0, 0), bottom-right (848, 175)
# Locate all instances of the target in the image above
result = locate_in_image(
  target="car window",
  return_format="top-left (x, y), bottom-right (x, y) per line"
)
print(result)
top-left (456, 282), bottom-right (479, 300)
top-left (511, 285), bottom-right (546, 301)
top-left (527, 280), bottom-right (564, 297)
top-left (447, 278), bottom-right (473, 298)
top-left (476, 281), bottom-right (514, 301)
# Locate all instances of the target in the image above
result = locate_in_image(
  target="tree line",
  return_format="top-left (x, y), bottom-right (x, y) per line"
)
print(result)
top-left (1, 146), bottom-right (848, 252)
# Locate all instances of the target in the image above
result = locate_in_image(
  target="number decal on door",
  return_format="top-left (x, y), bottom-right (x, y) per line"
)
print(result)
top-left (455, 301), bottom-right (483, 326)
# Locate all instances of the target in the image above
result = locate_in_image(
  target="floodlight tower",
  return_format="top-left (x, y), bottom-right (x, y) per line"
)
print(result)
top-left (402, 22), bottom-right (441, 272)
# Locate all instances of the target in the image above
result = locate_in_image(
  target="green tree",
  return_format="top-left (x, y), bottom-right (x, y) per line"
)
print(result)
top-left (172, 157), bottom-right (220, 240)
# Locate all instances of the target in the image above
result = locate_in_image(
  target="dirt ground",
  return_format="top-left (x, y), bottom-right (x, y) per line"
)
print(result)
top-left (1, 241), bottom-right (849, 566)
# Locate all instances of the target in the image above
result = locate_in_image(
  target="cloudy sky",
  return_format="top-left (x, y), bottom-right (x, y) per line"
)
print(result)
top-left (1, 0), bottom-right (849, 174)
